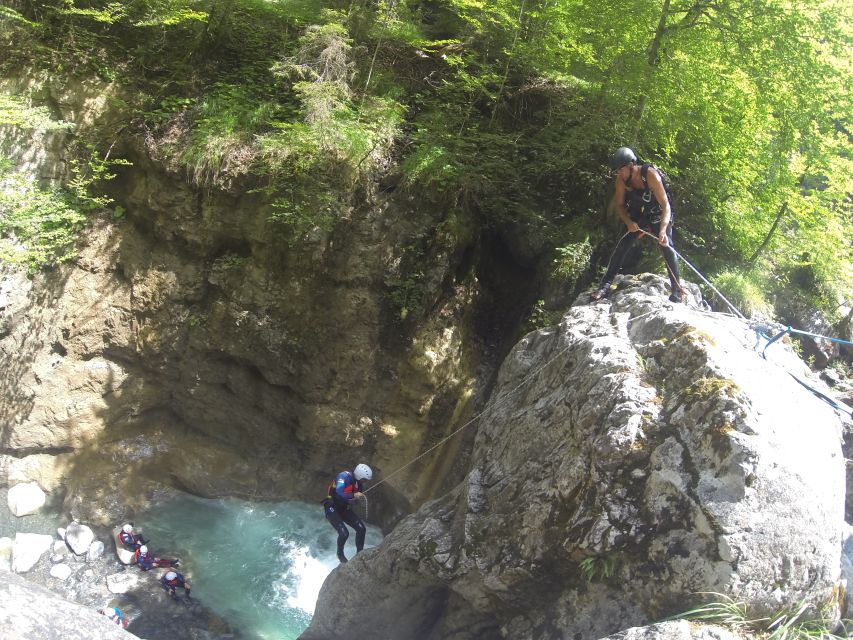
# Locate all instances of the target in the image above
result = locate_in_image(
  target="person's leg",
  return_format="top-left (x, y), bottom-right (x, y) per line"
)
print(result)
top-left (341, 509), bottom-right (366, 553)
top-left (592, 230), bottom-right (642, 299)
top-left (325, 507), bottom-right (350, 561)
top-left (654, 220), bottom-right (682, 299)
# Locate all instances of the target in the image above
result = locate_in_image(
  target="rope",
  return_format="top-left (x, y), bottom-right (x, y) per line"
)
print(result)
top-left (365, 232), bottom-right (851, 495)
top-left (636, 229), bottom-right (746, 320)
top-left (365, 339), bottom-right (577, 494)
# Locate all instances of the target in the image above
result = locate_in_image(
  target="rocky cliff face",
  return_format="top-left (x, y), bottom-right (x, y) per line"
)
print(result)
top-left (0, 77), bottom-right (536, 529)
top-left (303, 275), bottom-right (847, 640)
top-left (0, 571), bottom-right (133, 640)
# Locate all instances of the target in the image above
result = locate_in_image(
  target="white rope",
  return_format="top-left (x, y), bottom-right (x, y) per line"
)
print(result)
top-left (365, 339), bottom-right (575, 494)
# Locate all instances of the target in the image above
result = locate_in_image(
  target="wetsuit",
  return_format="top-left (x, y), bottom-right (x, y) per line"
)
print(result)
top-left (161, 572), bottom-right (191, 598)
top-left (103, 607), bottom-right (128, 627)
top-left (323, 470), bottom-right (367, 562)
top-left (118, 530), bottom-right (147, 550)
top-left (600, 163), bottom-right (681, 294)
top-left (134, 549), bottom-right (178, 571)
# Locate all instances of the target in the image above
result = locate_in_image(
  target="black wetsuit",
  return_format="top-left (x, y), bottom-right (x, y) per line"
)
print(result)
top-left (599, 163), bottom-right (681, 293)
top-left (323, 470), bottom-right (366, 561)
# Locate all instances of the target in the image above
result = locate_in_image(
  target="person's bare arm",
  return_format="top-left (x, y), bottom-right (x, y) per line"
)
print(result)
top-left (647, 169), bottom-right (671, 244)
top-left (614, 176), bottom-right (639, 232)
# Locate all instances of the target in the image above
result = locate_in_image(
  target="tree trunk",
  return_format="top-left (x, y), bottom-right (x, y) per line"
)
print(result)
top-left (747, 202), bottom-right (788, 266)
top-left (631, 0), bottom-right (671, 142)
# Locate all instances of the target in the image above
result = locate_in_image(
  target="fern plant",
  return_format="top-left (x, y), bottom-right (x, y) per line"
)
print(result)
top-left (579, 555), bottom-right (617, 582)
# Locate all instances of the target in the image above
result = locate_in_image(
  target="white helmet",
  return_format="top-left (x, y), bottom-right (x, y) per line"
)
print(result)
top-left (165, 571), bottom-right (177, 580)
top-left (122, 524), bottom-right (133, 533)
top-left (354, 463), bottom-right (373, 481)
top-left (139, 545), bottom-right (148, 554)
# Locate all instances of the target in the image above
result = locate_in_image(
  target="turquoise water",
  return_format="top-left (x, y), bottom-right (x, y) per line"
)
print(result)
top-left (139, 495), bottom-right (382, 640)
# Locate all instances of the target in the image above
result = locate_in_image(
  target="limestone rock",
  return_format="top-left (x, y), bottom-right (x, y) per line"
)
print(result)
top-left (305, 275), bottom-right (847, 640)
top-left (3, 453), bottom-right (75, 493)
top-left (7, 481), bottom-right (46, 516)
top-left (597, 621), bottom-right (741, 640)
top-left (0, 536), bottom-right (12, 571)
top-left (0, 571), bottom-right (131, 639)
top-left (106, 570), bottom-right (140, 594)
top-left (87, 540), bottom-right (105, 562)
top-left (12, 533), bottom-right (53, 573)
top-left (50, 563), bottom-right (73, 580)
top-left (65, 522), bottom-right (95, 556)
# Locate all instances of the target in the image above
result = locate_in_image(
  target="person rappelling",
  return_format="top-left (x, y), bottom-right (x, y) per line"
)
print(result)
top-left (590, 147), bottom-right (684, 303)
top-left (323, 463), bottom-right (372, 564)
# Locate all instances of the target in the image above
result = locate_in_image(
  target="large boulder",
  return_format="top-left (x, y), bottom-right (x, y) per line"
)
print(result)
top-left (11, 533), bottom-right (53, 573)
top-left (304, 275), bottom-right (847, 640)
top-left (0, 571), bottom-right (131, 640)
top-left (64, 522), bottom-right (95, 555)
top-left (7, 481), bottom-right (46, 516)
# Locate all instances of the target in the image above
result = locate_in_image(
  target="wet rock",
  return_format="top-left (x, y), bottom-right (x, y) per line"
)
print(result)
top-left (12, 533), bottom-right (53, 573)
top-left (8, 481), bottom-right (46, 516)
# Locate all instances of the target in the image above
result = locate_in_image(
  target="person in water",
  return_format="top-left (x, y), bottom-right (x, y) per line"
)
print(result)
top-left (323, 463), bottom-right (373, 563)
top-left (117, 523), bottom-right (148, 550)
top-left (100, 606), bottom-right (129, 628)
top-left (161, 570), bottom-right (192, 600)
top-left (134, 545), bottom-right (179, 571)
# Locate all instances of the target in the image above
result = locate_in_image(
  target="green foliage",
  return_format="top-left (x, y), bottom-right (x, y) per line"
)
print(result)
top-left (3, 0), bottom-right (850, 313)
top-left (0, 95), bottom-right (71, 130)
top-left (67, 147), bottom-right (132, 211)
top-left (672, 592), bottom-right (848, 640)
top-left (523, 299), bottom-right (563, 333)
top-left (0, 162), bottom-right (85, 272)
top-left (579, 554), bottom-right (617, 582)
top-left (710, 269), bottom-right (773, 319)
top-left (553, 239), bottom-right (593, 282)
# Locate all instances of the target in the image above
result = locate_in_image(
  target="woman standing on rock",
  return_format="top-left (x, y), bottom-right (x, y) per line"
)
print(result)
top-left (590, 147), bottom-right (683, 303)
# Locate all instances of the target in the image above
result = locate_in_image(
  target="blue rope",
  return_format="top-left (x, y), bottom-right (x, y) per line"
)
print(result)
top-left (756, 324), bottom-right (853, 359)
top-left (785, 326), bottom-right (853, 347)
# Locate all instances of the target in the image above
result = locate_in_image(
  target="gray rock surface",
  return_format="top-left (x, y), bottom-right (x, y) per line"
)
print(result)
top-left (7, 481), bottom-right (46, 516)
top-left (65, 522), bottom-right (95, 555)
top-left (88, 540), bottom-right (105, 562)
top-left (0, 570), bottom-right (133, 640)
top-left (304, 275), bottom-right (848, 640)
top-left (50, 563), bottom-right (73, 580)
top-left (12, 533), bottom-right (53, 573)
top-left (598, 621), bottom-right (741, 640)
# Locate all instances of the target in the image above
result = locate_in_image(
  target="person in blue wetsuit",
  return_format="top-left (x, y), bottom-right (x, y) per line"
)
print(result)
top-left (100, 606), bottom-right (129, 627)
top-left (134, 545), bottom-right (179, 571)
top-left (323, 463), bottom-right (373, 564)
top-left (117, 523), bottom-right (147, 550)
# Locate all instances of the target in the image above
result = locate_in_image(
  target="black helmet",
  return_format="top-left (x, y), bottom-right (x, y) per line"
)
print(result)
top-left (610, 147), bottom-right (637, 169)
